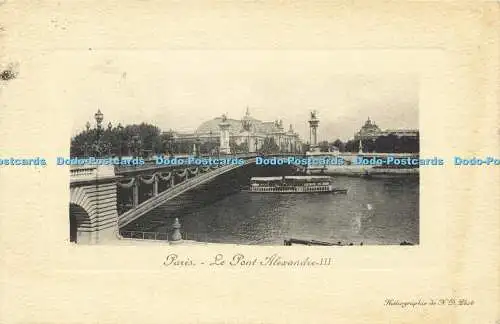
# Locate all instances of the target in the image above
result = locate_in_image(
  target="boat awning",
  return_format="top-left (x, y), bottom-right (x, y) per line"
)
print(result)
top-left (284, 176), bottom-right (333, 180)
top-left (250, 177), bottom-right (283, 181)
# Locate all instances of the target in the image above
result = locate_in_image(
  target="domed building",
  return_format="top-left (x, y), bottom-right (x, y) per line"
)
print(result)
top-left (354, 117), bottom-right (419, 140)
top-left (171, 108), bottom-right (302, 154)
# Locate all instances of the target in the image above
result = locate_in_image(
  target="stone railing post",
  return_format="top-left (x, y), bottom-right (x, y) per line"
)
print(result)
top-left (170, 218), bottom-right (182, 243)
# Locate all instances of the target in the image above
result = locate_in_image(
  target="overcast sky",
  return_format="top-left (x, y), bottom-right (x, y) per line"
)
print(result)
top-left (66, 50), bottom-right (419, 142)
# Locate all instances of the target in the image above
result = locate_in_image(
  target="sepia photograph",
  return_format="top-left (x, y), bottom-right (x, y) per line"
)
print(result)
top-left (68, 52), bottom-right (420, 246)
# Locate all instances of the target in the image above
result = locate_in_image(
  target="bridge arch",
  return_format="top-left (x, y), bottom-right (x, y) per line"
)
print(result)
top-left (69, 182), bottom-right (120, 244)
top-left (69, 187), bottom-right (97, 243)
top-left (69, 203), bottom-right (90, 243)
top-left (70, 187), bottom-right (98, 220)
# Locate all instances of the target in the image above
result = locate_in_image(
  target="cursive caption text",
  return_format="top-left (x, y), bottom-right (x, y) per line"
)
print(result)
top-left (384, 298), bottom-right (475, 308)
top-left (163, 253), bottom-right (333, 267)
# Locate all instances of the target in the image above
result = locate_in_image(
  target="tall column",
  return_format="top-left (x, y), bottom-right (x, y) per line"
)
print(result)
top-left (248, 135), bottom-right (255, 153)
top-left (308, 111), bottom-right (320, 151)
top-left (219, 115), bottom-right (231, 154)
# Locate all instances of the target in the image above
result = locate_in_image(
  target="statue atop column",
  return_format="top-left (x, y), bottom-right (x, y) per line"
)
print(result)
top-left (308, 110), bottom-right (320, 151)
top-left (219, 113), bottom-right (231, 154)
top-left (241, 107), bottom-right (252, 131)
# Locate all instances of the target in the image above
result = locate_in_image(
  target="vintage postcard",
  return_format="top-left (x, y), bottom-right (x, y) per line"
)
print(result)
top-left (0, 1), bottom-right (498, 323)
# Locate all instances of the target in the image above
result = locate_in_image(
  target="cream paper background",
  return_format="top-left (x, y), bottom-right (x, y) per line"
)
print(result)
top-left (0, 1), bottom-right (499, 323)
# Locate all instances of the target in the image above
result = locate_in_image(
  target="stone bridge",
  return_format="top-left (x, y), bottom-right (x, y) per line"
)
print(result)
top-left (68, 152), bottom-right (419, 243)
top-left (68, 154), bottom-right (302, 243)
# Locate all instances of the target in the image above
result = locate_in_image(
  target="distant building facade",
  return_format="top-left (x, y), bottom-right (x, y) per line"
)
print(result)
top-left (354, 117), bottom-right (419, 140)
top-left (171, 108), bottom-right (303, 153)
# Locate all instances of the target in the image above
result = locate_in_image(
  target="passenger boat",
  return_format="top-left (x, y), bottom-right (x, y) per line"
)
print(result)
top-left (248, 176), bottom-right (347, 194)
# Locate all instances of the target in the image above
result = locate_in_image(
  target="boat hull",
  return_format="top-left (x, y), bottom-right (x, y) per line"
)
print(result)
top-left (244, 187), bottom-right (347, 194)
top-left (247, 175), bottom-right (347, 194)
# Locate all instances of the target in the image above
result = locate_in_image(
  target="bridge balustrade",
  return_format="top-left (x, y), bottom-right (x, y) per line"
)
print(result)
top-left (70, 165), bottom-right (117, 182)
top-left (70, 165), bottom-right (97, 177)
top-left (119, 230), bottom-right (208, 242)
top-left (116, 153), bottom-right (303, 173)
top-left (120, 230), bottom-right (169, 241)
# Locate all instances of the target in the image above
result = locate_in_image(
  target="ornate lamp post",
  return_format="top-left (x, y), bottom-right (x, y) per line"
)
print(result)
top-left (209, 130), bottom-right (214, 155)
top-left (82, 141), bottom-right (90, 157)
top-left (137, 136), bottom-right (142, 157)
top-left (168, 135), bottom-right (174, 156)
top-left (95, 109), bottom-right (103, 125)
top-left (106, 142), bottom-right (113, 156)
top-left (106, 122), bottom-right (113, 156)
top-left (83, 108), bottom-right (115, 158)
top-left (93, 109), bottom-right (104, 157)
top-left (130, 134), bottom-right (142, 157)
top-left (117, 123), bottom-right (124, 161)
top-left (195, 137), bottom-right (201, 156)
top-left (95, 109), bottom-right (104, 133)
top-left (161, 138), bottom-right (168, 156)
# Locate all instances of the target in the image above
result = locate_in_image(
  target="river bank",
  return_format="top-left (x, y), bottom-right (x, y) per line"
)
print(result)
top-left (307, 165), bottom-right (419, 177)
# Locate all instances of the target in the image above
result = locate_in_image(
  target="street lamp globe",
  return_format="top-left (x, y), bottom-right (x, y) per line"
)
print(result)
top-left (94, 109), bottom-right (104, 127)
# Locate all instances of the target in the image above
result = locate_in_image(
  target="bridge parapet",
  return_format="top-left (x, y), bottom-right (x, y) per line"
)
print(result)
top-left (70, 165), bottom-right (116, 183)
top-left (115, 153), bottom-right (305, 174)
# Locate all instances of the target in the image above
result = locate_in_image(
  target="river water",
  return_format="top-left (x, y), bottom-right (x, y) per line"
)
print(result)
top-left (149, 175), bottom-right (419, 246)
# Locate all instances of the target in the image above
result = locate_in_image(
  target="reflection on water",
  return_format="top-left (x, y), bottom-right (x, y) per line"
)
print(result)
top-left (153, 176), bottom-right (419, 245)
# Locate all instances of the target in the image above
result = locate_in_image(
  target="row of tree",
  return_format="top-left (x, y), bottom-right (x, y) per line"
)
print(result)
top-left (70, 123), bottom-right (173, 157)
top-left (70, 123), bottom-right (292, 157)
top-left (316, 135), bottom-right (419, 153)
